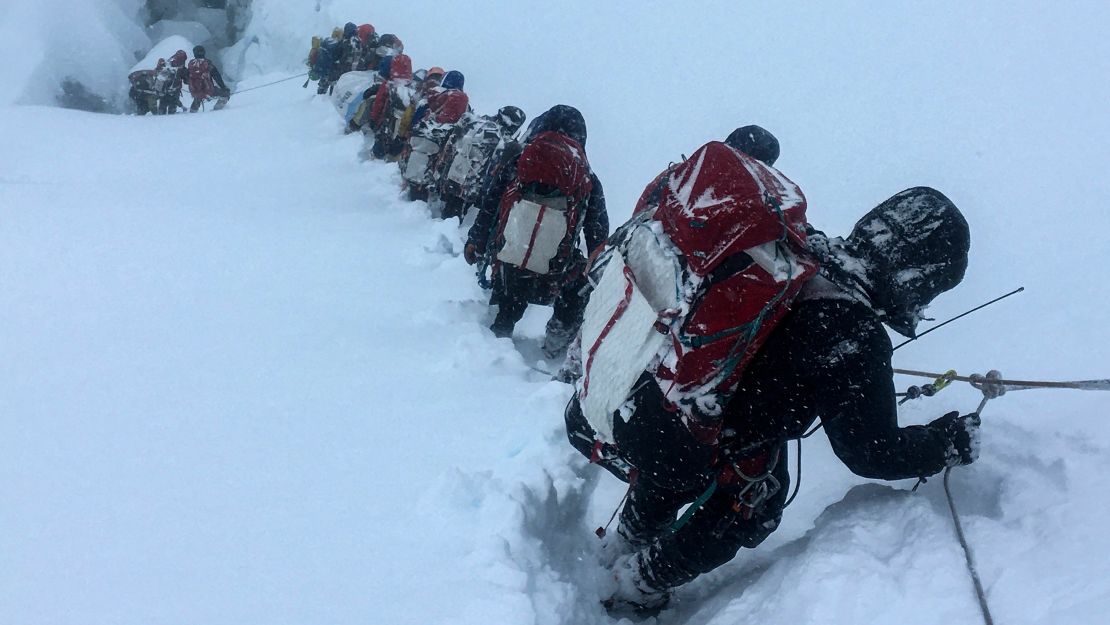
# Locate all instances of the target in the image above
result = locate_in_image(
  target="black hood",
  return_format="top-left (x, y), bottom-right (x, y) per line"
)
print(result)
top-left (724, 125), bottom-right (780, 165)
top-left (811, 187), bottom-right (970, 337)
top-left (524, 104), bottom-right (587, 146)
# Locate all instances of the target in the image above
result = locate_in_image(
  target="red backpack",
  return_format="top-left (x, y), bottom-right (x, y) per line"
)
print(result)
top-left (187, 58), bottom-right (214, 100)
top-left (493, 131), bottom-right (593, 276)
top-left (577, 141), bottom-right (818, 444)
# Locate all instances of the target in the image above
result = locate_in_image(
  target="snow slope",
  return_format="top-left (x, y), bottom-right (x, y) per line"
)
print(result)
top-left (0, 0), bottom-right (149, 108)
top-left (0, 84), bottom-right (604, 624)
top-left (3, 3), bottom-right (1110, 625)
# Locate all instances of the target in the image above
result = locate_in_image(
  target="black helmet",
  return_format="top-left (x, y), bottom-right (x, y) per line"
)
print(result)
top-left (496, 106), bottom-right (526, 134)
top-left (725, 125), bottom-right (780, 165)
top-left (847, 187), bottom-right (970, 337)
top-left (192, 45), bottom-right (206, 59)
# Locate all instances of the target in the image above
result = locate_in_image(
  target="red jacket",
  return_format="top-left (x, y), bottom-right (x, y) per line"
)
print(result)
top-left (425, 89), bottom-right (469, 124)
top-left (370, 55), bottom-right (414, 126)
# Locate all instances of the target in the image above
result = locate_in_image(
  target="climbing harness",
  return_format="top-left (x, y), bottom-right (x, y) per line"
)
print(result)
top-left (676, 448), bottom-right (782, 537)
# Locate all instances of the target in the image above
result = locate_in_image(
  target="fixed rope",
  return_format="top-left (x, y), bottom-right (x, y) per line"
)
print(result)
top-left (943, 463), bottom-right (995, 625)
top-left (232, 72), bottom-right (310, 95)
top-left (903, 369), bottom-right (1009, 625)
top-left (897, 369), bottom-right (958, 404)
top-left (895, 368), bottom-right (1110, 392)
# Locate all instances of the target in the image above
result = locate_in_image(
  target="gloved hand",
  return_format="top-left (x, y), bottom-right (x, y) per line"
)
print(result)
top-left (929, 411), bottom-right (982, 467)
top-left (463, 242), bottom-right (480, 265)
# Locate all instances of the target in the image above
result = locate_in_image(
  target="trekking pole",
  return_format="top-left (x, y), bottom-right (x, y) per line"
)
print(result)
top-left (893, 287), bottom-right (1024, 351)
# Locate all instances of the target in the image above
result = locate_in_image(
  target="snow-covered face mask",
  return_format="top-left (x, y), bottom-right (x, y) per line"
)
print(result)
top-left (846, 188), bottom-right (970, 338)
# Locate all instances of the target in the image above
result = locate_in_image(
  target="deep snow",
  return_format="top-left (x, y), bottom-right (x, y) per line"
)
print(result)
top-left (3, 3), bottom-right (1110, 625)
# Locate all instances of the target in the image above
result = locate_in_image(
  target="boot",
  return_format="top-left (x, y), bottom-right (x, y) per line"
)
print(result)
top-left (490, 312), bottom-right (515, 339)
top-left (407, 185), bottom-right (428, 202)
top-left (603, 551), bottom-right (671, 616)
top-left (599, 523), bottom-right (650, 568)
top-left (541, 317), bottom-right (575, 359)
top-left (553, 337), bottom-right (582, 382)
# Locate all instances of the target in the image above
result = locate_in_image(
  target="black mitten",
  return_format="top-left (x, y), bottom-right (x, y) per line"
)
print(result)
top-left (929, 411), bottom-right (982, 467)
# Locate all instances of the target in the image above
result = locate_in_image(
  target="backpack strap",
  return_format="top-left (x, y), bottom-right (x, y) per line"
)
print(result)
top-left (701, 252), bottom-right (754, 289)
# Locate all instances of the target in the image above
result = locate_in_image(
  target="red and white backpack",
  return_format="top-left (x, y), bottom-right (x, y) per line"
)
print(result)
top-left (494, 131), bottom-right (593, 276)
top-left (577, 141), bottom-right (819, 443)
top-left (187, 58), bottom-right (214, 100)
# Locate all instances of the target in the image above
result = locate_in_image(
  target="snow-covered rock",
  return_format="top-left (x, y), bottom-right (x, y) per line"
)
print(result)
top-left (0, 0), bottom-right (149, 109)
top-left (146, 20), bottom-right (212, 48)
top-left (129, 35), bottom-right (197, 74)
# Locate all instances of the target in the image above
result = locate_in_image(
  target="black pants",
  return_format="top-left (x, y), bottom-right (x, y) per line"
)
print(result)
top-left (624, 452), bottom-right (787, 591)
top-left (565, 395), bottom-right (788, 592)
top-left (158, 94), bottom-right (182, 115)
top-left (565, 386), bottom-right (716, 492)
top-left (490, 262), bottom-right (589, 337)
top-left (130, 93), bottom-right (156, 115)
top-left (442, 193), bottom-right (466, 221)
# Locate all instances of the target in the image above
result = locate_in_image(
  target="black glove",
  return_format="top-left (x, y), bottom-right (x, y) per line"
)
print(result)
top-left (929, 411), bottom-right (982, 467)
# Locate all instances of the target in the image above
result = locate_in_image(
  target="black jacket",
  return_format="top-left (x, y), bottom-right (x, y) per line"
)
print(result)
top-left (209, 65), bottom-right (229, 94)
top-left (721, 293), bottom-right (951, 480)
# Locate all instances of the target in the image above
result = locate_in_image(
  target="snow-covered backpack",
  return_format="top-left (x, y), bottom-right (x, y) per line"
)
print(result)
top-left (577, 141), bottom-right (818, 445)
top-left (340, 36), bottom-right (362, 72)
top-left (444, 116), bottom-right (504, 200)
top-left (128, 70), bottom-right (157, 94)
top-left (494, 131), bottom-right (593, 275)
top-left (150, 64), bottom-right (172, 95)
top-left (402, 122), bottom-right (451, 185)
top-left (187, 58), bottom-right (214, 100)
top-left (313, 38), bottom-right (340, 77)
top-left (372, 55), bottom-right (414, 135)
top-left (330, 70), bottom-right (378, 124)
